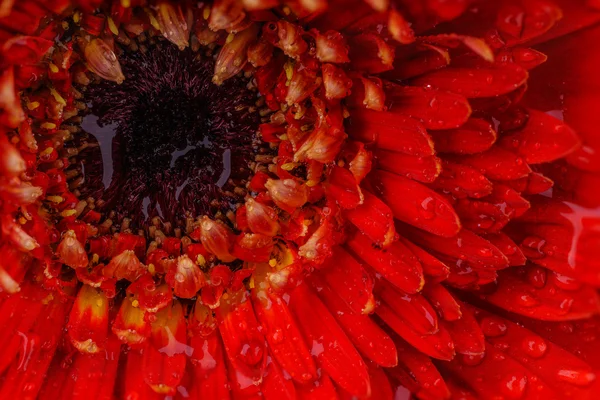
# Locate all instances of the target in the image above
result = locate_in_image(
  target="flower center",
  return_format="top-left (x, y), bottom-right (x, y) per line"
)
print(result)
top-left (77, 41), bottom-right (262, 228)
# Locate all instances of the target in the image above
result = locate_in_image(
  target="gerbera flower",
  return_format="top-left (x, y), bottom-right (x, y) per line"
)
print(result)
top-left (0, 0), bottom-right (599, 398)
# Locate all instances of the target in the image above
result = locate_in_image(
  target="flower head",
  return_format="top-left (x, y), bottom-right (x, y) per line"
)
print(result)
top-left (0, 0), bottom-right (599, 398)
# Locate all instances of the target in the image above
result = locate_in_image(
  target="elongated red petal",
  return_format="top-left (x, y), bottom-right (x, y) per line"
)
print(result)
top-left (476, 307), bottom-right (597, 397)
top-left (411, 65), bottom-right (528, 98)
top-left (478, 267), bottom-right (600, 321)
top-left (144, 300), bottom-right (188, 394)
top-left (403, 225), bottom-right (509, 270)
top-left (261, 356), bottom-right (297, 400)
top-left (189, 332), bottom-right (231, 399)
top-left (500, 109), bottom-right (581, 163)
top-left (345, 191), bottom-right (396, 248)
top-left (217, 290), bottom-right (267, 386)
top-left (429, 160), bottom-right (493, 199)
top-left (347, 231), bottom-right (424, 294)
top-left (374, 278), bottom-right (438, 336)
top-left (376, 301), bottom-right (455, 361)
top-left (386, 85), bottom-right (472, 130)
top-left (371, 170), bottom-right (461, 237)
top-left (430, 118), bottom-right (497, 155)
top-left (387, 337), bottom-right (451, 400)
top-left (440, 344), bottom-right (555, 399)
top-left (458, 146), bottom-right (532, 181)
top-left (319, 247), bottom-right (375, 314)
top-left (422, 283), bottom-right (461, 321)
top-left (347, 110), bottom-right (434, 156)
top-left (289, 283), bottom-right (371, 397)
top-left (376, 151), bottom-right (441, 183)
top-left (398, 236), bottom-right (450, 281)
top-left (443, 301), bottom-right (485, 356)
top-left (310, 274), bottom-right (398, 367)
top-left (67, 285), bottom-right (109, 354)
top-left (252, 276), bottom-right (317, 384)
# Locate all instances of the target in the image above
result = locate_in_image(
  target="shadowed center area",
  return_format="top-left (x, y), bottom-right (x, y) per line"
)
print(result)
top-left (79, 42), bottom-right (261, 227)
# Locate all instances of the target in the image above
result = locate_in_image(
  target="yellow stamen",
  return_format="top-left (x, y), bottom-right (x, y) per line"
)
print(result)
top-left (40, 147), bottom-right (54, 157)
top-left (41, 122), bottom-right (57, 130)
top-left (49, 63), bottom-right (59, 73)
top-left (46, 195), bottom-right (64, 203)
top-left (107, 17), bottom-right (119, 36)
top-left (61, 209), bottom-right (77, 217)
top-left (144, 8), bottom-right (161, 30)
top-left (281, 162), bottom-right (297, 171)
top-left (50, 87), bottom-right (67, 106)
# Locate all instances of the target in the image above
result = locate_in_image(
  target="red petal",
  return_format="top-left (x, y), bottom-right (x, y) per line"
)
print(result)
top-left (483, 232), bottom-right (527, 266)
top-left (403, 225), bottom-right (509, 270)
top-left (376, 151), bottom-right (441, 183)
top-left (296, 373), bottom-right (339, 400)
top-left (345, 191), bottom-right (396, 248)
top-left (216, 290), bottom-right (267, 385)
top-left (398, 236), bottom-right (450, 281)
top-left (479, 267), bottom-right (600, 321)
top-left (384, 44), bottom-right (450, 80)
top-left (422, 283), bottom-right (461, 321)
top-left (319, 247), bottom-right (375, 315)
top-left (386, 85), bottom-right (472, 130)
top-left (429, 160), bottom-right (493, 199)
top-left (347, 109), bottom-right (434, 156)
top-left (371, 170), bottom-right (461, 237)
top-left (376, 301), bottom-right (455, 360)
top-left (251, 275), bottom-right (317, 384)
top-left (387, 337), bottom-right (451, 400)
top-left (441, 344), bottom-right (555, 399)
top-left (348, 33), bottom-right (395, 73)
top-left (144, 300), bottom-right (188, 394)
top-left (67, 285), bottom-right (109, 354)
top-left (476, 307), bottom-right (597, 397)
top-left (430, 118), bottom-right (497, 155)
top-left (325, 165), bottom-right (364, 209)
top-left (310, 274), bottom-right (398, 367)
top-left (458, 146), bottom-right (532, 180)
top-left (346, 231), bottom-right (424, 294)
top-left (410, 65), bottom-right (528, 98)
top-left (500, 109), bottom-right (581, 163)
top-left (261, 356), bottom-right (297, 400)
top-left (374, 278), bottom-right (438, 336)
top-left (189, 332), bottom-right (231, 399)
top-left (443, 302), bottom-right (485, 356)
top-left (289, 283), bottom-right (371, 397)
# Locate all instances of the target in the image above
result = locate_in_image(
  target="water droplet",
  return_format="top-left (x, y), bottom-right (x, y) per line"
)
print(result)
top-left (526, 267), bottom-right (546, 288)
top-left (522, 336), bottom-right (547, 358)
top-left (557, 368), bottom-right (596, 387)
top-left (419, 197), bottom-right (436, 220)
top-left (500, 373), bottom-right (527, 399)
top-left (516, 293), bottom-right (539, 307)
top-left (239, 340), bottom-right (264, 366)
top-left (271, 328), bottom-right (284, 344)
top-left (557, 297), bottom-right (574, 314)
top-left (480, 316), bottom-right (507, 337)
top-left (461, 353), bottom-right (485, 366)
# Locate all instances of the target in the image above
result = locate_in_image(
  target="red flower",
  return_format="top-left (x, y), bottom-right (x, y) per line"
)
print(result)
top-left (0, 0), bottom-right (599, 399)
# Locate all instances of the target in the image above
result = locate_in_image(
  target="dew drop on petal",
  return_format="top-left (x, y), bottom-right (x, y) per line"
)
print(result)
top-left (480, 316), bottom-right (508, 337)
top-left (522, 336), bottom-right (547, 358)
top-left (557, 369), bottom-right (596, 387)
